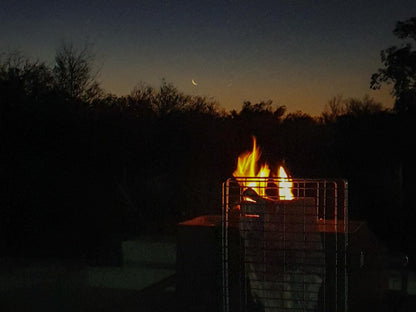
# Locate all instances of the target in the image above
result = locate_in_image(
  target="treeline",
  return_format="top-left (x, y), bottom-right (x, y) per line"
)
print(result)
top-left (1, 41), bottom-right (415, 262)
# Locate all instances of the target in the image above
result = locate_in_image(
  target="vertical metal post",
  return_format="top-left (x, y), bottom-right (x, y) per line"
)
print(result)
top-left (323, 181), bottom-right (327, 312)
top-left (334, 181), bottom-right (338, 312)
top-left (344, 180), bottom-right (349, 312)
top-left (316, 181), bottom-right (320, 220)
top-left (222, 180), bottom-right (230, 312)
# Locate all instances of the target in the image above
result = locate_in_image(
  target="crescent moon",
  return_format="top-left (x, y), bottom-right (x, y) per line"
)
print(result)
top-left (191, 79), bottom-right (198, 86)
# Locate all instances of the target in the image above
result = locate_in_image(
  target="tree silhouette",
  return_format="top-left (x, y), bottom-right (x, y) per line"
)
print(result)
top-left (53, 42), bottom-right (102, 103)
top-left (371, 16), bottom-right (416, 113)
top-left (154, 80), bottom-right (189, 116)
top-left (321, 94), bottom-right (345, 123)
top-left (321, 94), bottom-right (386, 123)
top-left (0, 52), bottom-right (54, 108)
top-left (3, 43), bottom-right (416, 263)
top-left (343, 95), bottom-right (385, 116)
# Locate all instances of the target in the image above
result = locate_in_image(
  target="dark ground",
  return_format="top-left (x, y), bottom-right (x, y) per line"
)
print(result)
top-left (0, 273), bottom-right (176, 312)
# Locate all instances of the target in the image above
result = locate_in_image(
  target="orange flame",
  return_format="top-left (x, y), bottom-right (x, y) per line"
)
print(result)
top-left (233, 137), bottom-right (293, 200)
top-left (233, 137), bottom-right (270, 196)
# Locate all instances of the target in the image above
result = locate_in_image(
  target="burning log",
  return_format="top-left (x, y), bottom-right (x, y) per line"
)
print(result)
top-left (239, 188), bottom-right (324, 312)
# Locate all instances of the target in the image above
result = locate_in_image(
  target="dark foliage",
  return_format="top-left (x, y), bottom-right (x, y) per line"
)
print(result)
top-left (2, 37), bottom-right (416, 263)
top-left (371, 16), bottom-right (416, 114)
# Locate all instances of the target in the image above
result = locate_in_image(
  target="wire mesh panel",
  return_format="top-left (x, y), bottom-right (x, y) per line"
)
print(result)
top-left (222, 178), bottom-right (348, 312)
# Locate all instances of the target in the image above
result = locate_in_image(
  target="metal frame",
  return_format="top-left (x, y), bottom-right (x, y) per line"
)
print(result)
top-left (222, 178), bottom-right (348, 312)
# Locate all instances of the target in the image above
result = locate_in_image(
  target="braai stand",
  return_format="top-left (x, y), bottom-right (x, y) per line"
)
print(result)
top-left (177, 178), bottom-right (348, 312)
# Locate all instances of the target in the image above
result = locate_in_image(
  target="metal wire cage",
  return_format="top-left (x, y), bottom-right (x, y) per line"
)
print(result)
top-left (222, 178), bottom-right (348, 312)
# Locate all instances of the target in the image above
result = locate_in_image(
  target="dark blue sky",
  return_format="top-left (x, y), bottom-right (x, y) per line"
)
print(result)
top-left (2, 0), bottom-right (416, 114)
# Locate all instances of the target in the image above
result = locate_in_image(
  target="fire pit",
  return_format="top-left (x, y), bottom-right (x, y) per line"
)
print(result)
top-left (221, 137), bottom-right (348, 312)
top-left (176, 137), bottom-right (348, 312)
top-left (222, 177), bottom-right (348, 312)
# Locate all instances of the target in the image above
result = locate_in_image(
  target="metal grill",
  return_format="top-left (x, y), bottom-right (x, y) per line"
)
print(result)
top-left (222, 178), bottom-right (348, 312)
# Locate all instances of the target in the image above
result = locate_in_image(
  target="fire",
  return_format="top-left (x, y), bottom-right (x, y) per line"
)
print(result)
top-left (233, 137), bottom-right (270, 197)
top-left (233, 137), bottom-right (293, 200)
top-left (277, 166), bottom-right (294, 200)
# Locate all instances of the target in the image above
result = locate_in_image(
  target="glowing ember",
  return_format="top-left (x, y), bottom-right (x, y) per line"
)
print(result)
top-left (233, 137), bottom-right (293, 200)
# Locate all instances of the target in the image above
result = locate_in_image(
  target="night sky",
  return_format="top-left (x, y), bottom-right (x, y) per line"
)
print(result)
top-left (2, 0), bottom-right (416, 115)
